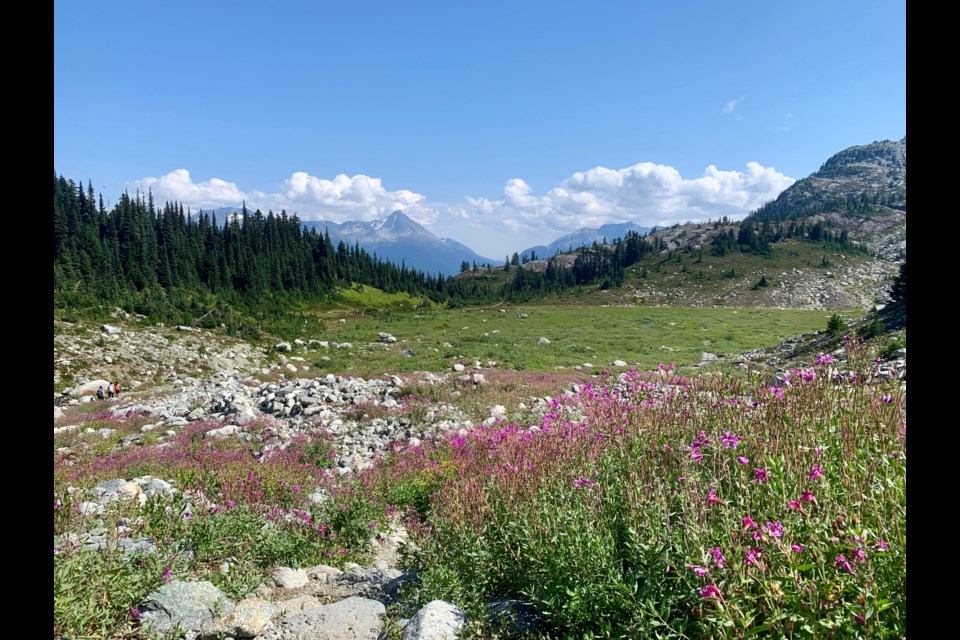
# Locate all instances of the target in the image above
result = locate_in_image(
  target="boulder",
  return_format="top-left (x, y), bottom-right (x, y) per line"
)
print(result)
top-left (70, 379), bottom-right (111, 398)
top-left (272, 567), bottom-right (310, 589)
top-left (263, 596), bottom-right (385, 640)
top-left (208, 597), bottom-right (276, 638)
top-left (402, 600), bottom-right (467, 640)
top-left (139, 580), bottom-right (234, 635)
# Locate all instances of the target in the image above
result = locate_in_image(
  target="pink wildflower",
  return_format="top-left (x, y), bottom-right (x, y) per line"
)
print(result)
top-left (742, 516), bottom-right (758, 529)
top-left (800, 490), bottom-right (815, 503)
top-left (700, 585), bottom-right (722, 600)
top-left (691, 451), bottom-right (704, 464)
top-left (707, 491), bottom-right (723, 505)
top-left (835, 555), bottom-right (856, 574)
top-left (791, 544), bottom-right (804, 553)
top-left (686, 563), bottom-right (709, 577)
top-left (754, 468), bottom-right (769, 482)
top-left (737, 456), bottom-right (749, 465)
top-left (720, 431), bottom-right (741, 449)
top-left (807, 466), bottom-right (824, 480)
top-left (875, 539), bottom-right (889, 551)
top-left (162, 566), bottom-right (173, 582)
top-left (764, 521), bottom-right (784, 539)
top-left (744, 547), bottom-right (764, 569)
top-left (709, 547), bottom-right (726, 569)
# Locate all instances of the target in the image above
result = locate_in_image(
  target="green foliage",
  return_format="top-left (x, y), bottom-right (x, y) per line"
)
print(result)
top-left (859, 318), bottom-right (886, 340)
top-left (827, 313), bottom-right (846, 336)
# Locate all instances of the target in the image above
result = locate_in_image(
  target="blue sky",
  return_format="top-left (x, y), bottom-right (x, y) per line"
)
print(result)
top-left (55, 0), bottom-right (905, 257)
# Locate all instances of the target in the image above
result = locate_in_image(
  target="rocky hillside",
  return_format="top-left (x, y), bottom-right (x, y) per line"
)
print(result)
top-left (749, 137), bottom-right (906, 222)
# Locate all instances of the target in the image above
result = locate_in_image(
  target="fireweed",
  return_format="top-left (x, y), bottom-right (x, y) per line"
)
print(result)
top-left (372, 348), bottom-right (904, 638)
top-left (53, 422), bottom-right (387, 639)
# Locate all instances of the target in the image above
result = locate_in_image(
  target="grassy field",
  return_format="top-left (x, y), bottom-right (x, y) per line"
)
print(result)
top-left (268, 303), bottom-right (838, 376)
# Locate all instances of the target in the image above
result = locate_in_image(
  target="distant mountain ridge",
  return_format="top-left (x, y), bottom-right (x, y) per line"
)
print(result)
top-left (302, 211), bottom-right (499, 276)
top-left (520, 222), bottom-right (652, 260)
top-left (749, 137), bottom-right (906, 222)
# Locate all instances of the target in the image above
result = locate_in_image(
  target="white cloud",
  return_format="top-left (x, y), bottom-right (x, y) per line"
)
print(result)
top-left (723, 96), bottom-right (743, 114)
top-left (130, 169), bottom-right (430, 224)
top-left (130, 160), bottom-right (795, 258)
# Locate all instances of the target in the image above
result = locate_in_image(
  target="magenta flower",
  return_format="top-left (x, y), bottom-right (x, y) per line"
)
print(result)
top-left (742, 516), bottom-right (758, 529)
top-left (737, 456), bottom-right (749, 465)
top-left (764, 521), bottom-right (784, 539)
top-left (720, 431), bottom-right (741, 449)
top-left (162, 566), bottom-right (173, 582)
top-left (815, 446), bottom-right (824, 457)
top-left (788, 500), bottom-right (802, 510)
top-left (226, 499), bottom-right (235, 509)
top-left (807, 466), bottom-right (823, 480)
top-left (791, 543), bottom-right (804, 553)
top-left (853, 547), bottom-right (867, 563)
top-left (663, 443), bottom-right (673, 452)
top-left (744, 547), bottom-right (763, 569)
top-left (835, 555), bottom-right (856, 575)
top-left (881, 394), bottom-right (893, 403)
top-left (875, 539), bottom-right (889, 551)
top-left (686, 563), bottom-right (709, 577)
top-left (691, 451), bottom-right (704, 464)
top-left (707, 491), bottom-right (723, 505)
top-left (699, 584), bottom-right (722, 600)
top-left (800, 490), bottom-right (815, 503)
top-left (573, 476), bottom-right (593, 488)
top-left (854, 614), bottom-right (866, 624)
top-left (816, 353), bottom-right (834, 364)
top-left (130, 606), bottom-right (141, 619)
top-left (754, 468), bottom-right (769, 482)
top-left (709, 547), bottom-right (726, 569)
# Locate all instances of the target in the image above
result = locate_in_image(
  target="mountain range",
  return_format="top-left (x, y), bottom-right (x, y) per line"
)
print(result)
top-left (519, 222), bottom-right (652, 260)
top-left (749, 137), bottom-right (906, 222)
top-left (301, 212), bottom-right (499, 276)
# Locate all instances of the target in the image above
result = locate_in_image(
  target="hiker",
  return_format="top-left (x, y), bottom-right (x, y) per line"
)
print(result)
top-left (107, 382), bottom-right (115, 399)
top-left (96, 386), bottom-right (104, 401)
top-left (114, 381), bottom-right (122, 397)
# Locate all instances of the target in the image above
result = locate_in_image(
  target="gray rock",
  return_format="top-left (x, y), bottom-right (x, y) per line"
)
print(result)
top-left (139, 580), bottom-right (235, 635)
top-left (272, 567), bottom-right (310, 589)
top-left (538, 337), bottom-right (551, 345)
top-left (274, 594), bottom-right (323, 618)
top-left (402, 600), bottom-right (467, 640)
top-left (471, 373), bottom-right (486, 385)
top-left (276, 342), bottom-right (293, 352)
top-left (134, 476), bottom-right (175, 498)
top-left (452, 364), bottom-right (465, 372)
top-left (209, 597), bottom-right (276, 638)
top-left (205, 425), bottom-right (239, 439)
top-left (489, 405), bottom-right (507, 418)
top-left (70, 379), bottom-right (111, 398)
top-left (264, 596), bottom-right (385, 640)
top-left (187, 407), bottom-right (205, 421)
top-left (89, 478), bottom-right (128, 498)
top-left (101, 324), bottom-right (121, 335)
top-left (235, 406), bottom-right (258, 426)
top-left (612, 360), bottom-right (627, 367)
top-left (486, 598), bottom-right (540, 635)
top-left (54, 406), bottom-right (65, 420)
